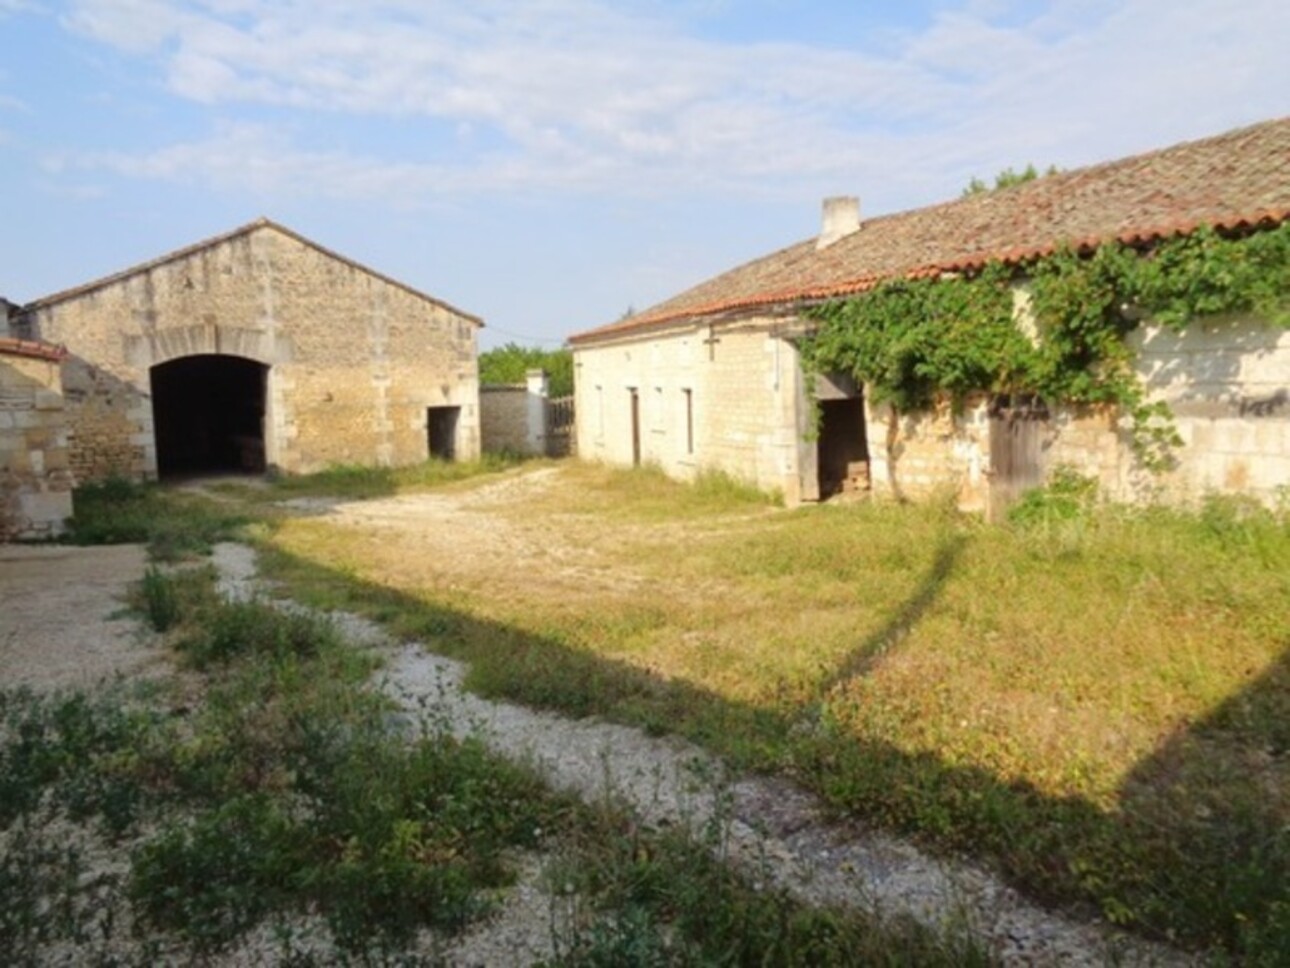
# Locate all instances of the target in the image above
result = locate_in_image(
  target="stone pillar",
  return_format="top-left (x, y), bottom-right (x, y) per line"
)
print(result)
top-left (525, 369), bottom-right (548, 455)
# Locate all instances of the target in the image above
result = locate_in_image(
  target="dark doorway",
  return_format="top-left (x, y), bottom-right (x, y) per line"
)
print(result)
top-left (629, 389), bottom-right (641, 466)
top-left (817, 396), bottom-right (869, 498)
top-left (427, 406), bottom-right (459, 460)
top-left (988, 394), bottom-right (1049, 521)
top-left (150, 355), bottom-right (267, 478)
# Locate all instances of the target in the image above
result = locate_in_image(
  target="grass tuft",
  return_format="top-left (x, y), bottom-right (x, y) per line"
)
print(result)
top-left (69, 477), bottom-right (250, 560)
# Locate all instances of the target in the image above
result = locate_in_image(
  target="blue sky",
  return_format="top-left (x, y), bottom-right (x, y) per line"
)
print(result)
top-left (2, 1), bottom-right (1287, 349)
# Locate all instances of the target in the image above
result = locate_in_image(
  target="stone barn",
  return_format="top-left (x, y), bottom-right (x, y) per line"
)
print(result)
top-left (7, 219), bottom-right (481, 482)
top-left (570, 118), bottom-right (1290, 510)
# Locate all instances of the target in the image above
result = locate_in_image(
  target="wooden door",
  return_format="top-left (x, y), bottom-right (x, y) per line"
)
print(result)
top-left (629, 389), bottom-right (641, 466)
top-left (989, 395), bottom-right (1048, 520)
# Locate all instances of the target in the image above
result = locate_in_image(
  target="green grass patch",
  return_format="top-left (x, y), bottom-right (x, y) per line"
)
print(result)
top-left (545, 799), bottom-right (989, 967)
top-left (68, 476), bottom-right (251, 560)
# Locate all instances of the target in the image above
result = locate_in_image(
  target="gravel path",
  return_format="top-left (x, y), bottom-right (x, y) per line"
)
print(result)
top-left (212, 542), bottom-right (1189, 967)
top-left (0, 543), bottom-right (161, 691)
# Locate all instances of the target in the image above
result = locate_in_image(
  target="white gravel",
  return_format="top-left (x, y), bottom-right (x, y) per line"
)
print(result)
top-left (211, 542), bottom-right (1191, 967)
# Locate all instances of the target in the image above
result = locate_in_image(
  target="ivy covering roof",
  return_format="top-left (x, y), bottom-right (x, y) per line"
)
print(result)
top-left (570, 116), bottom-right (1290, 345)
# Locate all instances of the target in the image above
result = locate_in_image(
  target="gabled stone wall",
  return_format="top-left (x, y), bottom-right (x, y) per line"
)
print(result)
top-left (20, 222), bottom-right (481, 481)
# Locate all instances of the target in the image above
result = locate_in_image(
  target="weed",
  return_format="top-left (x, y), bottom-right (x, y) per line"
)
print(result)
top-left (545, 800), bottom-right (991, 967)
top-left (69, 479), bottom-right (249, 560)
top-left (128, 565), bottom-right (220, 636)
top-left (137, 566), bottom-right (179, 632)
top-left (1007, 465), bottom-right (1099, 528)
top-left (174, 599), bottom-right (340, 668)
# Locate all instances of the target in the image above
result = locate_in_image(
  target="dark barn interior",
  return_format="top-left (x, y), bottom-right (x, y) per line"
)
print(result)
top-left (427, 406), bottom-right (459, 460)
top-left (817, 396), bottom-right (869, 498)
top-left (150, 355), bottom-right (267, 478)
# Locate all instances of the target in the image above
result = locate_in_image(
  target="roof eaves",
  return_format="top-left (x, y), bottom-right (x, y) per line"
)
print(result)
top-left (0, 337), bottom-right (68, 363)
top-left (569, 206), bottom-right (1290, 345)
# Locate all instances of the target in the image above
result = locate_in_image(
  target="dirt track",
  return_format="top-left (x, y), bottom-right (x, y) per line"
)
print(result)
top-left (0, 543), bottom-right (161, 691)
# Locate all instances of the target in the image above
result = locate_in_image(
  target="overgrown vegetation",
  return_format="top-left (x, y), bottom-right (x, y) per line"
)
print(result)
top-left (1, 571), bottom-right (565, 961)
top-left (261, 463), bottom-right (1290, 961)
top-left (547, 790), bottom-right (988, 968)
top-left (479, 342), bottom-right (574, 396)
top-left (802, 221), bottom-right (1290, 467)
top-left (961, 163), bottom-right (1059, 196)
top-left (69, 476), bottom-right (250, 559)
top-left (13, 477), bottom-right (975, 963)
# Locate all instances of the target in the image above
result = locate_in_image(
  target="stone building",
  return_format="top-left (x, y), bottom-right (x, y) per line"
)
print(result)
top-left (569, 118), bottom-right (1290, 511)
top-left (0, 336), bottom-right (73, 540)
top-left (8, 219), bottom-right (481, 482)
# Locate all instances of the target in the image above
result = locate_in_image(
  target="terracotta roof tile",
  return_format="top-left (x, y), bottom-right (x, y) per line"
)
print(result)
top-left (571, 116), bottom-right (1290, 344)
top-left (0, 337), bottom-right (68, 363)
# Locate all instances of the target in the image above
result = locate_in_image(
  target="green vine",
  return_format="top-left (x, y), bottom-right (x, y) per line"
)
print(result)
top-left (801, 222), bottom-right (1290, 471)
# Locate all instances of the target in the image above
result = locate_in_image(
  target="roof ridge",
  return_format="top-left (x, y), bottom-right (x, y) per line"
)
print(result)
top-left (570, 115), bottom-right (1290, 344)
top-left (23, 219), bottom-right (484, 326)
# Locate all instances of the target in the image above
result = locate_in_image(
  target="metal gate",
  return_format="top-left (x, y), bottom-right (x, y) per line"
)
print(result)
top-left (545, 395), bottom-right (576, 457)
top-left (988, 394), bottom-right (1049, 520)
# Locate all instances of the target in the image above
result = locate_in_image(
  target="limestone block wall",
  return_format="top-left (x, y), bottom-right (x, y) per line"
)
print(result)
top-left (480, 371), bottom-right (551, 456)
top-left (480, 386), bottom-right (531, 453)
top-left (573, 316), bottom-right (811, 501)
top-left (19, 222), bottom-right (480, 480)
top-left (865, 395), bottom-right (991, 509)
top-left (575, 306), bottom-right (1289, 511)
top-left (1123, 316), bottom-right (1290, 504)
top-left (869, 314), bottom-right (1290, 509)
top-left (0, 341), bottom-right (73, 541)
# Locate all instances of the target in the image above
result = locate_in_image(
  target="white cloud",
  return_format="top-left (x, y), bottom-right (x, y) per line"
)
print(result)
top-left (57, 0), bottom-right (1290, 210)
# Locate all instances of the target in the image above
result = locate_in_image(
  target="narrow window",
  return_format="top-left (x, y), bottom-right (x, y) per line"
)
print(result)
top-left (683, 388), bottom-right (693, 455)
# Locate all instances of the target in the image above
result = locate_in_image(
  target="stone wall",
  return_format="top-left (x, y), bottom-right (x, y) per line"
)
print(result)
top-left (573, 315), bottom-right (812, 502)
top-left (575, 305), bottom-right (1289, 511)
top-left (0, 340), bottom-right (73, 541)
top-left (480, 385), bottom-right (530, 453)
top-left (19, 221), bottom-right (480, 481)
top-left (865, 396), bottom-right (992, 511)
top-left (867, 313), bottom-right (1290, 510)
top-left (480, 371), bottom-right (552, 456)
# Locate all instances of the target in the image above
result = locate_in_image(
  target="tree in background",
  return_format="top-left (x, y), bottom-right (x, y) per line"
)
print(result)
top-left (478, 342), bottom-right (574, 396)
top-left (962, 164), bottom-right (1060, 197)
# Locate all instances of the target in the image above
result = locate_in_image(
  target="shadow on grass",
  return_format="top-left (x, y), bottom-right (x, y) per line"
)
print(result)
top-left (1118, 647), bottom-right (1290, 956)
top-left (257, 540), bottom-right (1287, 961)
top-left (817, 531), bottom-right (969, 696)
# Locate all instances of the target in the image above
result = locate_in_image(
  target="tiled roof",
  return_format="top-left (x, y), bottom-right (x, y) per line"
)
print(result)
top-left (570, 116), bottom-right (1290, 344)
top-left (0, 337), bottom-right (68, 363)
top-left (24, 218), bottom-right (484, 326)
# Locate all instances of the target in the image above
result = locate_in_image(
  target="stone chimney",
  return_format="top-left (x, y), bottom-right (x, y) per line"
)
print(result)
top-left (0, 298), bottom-right (17, 338)
top-left (816, 196), bottom-right (861, 250)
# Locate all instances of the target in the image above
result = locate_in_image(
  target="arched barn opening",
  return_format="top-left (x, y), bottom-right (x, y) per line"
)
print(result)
top-left (150, 355), bottom-right (268, 478)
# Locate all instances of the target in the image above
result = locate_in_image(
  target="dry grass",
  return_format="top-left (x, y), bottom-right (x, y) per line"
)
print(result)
top-left (257, 462), bottom-right (1290, 958)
